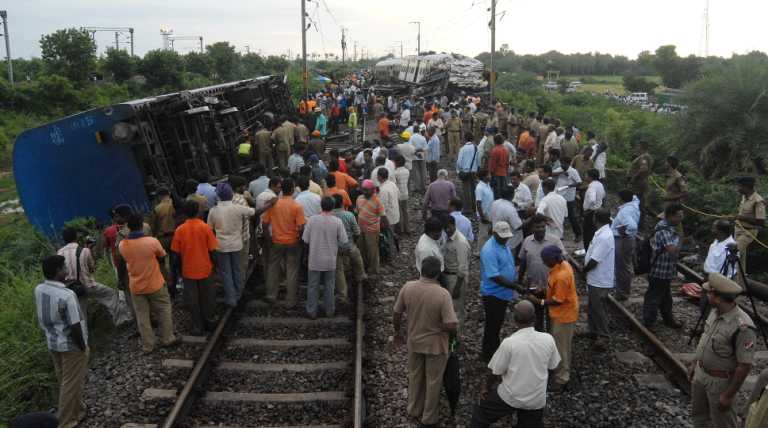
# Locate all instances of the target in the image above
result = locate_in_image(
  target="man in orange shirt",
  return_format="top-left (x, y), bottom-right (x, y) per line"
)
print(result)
top-left (118, 214), bottom-right (178, 353)
top-left (328, 159), bottom-right (358, 193)
top-left (171, 200), bottom-right (219, 335)
top-left (325, 174), bottom-right (352, 209)
top-left (378, 113), bottom-right (390, 140)
top-left (517, 127), bottom-right (536, 160)
top-left (262, 177), bottom-right (307, 308)
top-left (528, 245), bottom-right (578, 392)
top-left (488, 134), bottom-right (510, 198)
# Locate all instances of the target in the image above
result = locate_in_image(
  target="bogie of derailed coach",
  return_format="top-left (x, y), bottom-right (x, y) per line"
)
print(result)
top-left (13, 75), bottom-right (294, 237)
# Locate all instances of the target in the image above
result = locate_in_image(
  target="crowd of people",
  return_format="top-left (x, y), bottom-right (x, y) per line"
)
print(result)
top-left (26, 78), bottom-right (768, 428)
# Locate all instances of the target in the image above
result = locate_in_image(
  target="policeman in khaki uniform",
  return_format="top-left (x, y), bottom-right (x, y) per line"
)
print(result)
top-left (446, 111), bottom-right (462, 158)
top-left (730, 176), bottom-right (765, 272)
top-left (689, 272), bottom-right (756, 428)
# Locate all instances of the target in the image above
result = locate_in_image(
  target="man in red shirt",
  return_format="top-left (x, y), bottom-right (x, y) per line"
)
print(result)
top-left (488, 134), bottom-right (510, 199)
top-left (171, 200), bottom-right (219, 335)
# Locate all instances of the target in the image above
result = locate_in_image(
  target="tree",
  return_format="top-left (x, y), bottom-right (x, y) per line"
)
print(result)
top-left (102, 48), bottom-right (135, 83)
top-left (39, 28), bottom-right (97, 83)
top-left (264, 56), bottom-right (289, 74)
top-left (678, 54), bottom-right (768, 178)
top-left (139, 49), bottom-right (184, 89)
top-left (206, 42), bottom-right (240, 81)
top-left (240, 53), bottom-right (266, 77)
top-left (184, 51), bottom-right (213, 78)
top-left (623, 75), bottom-right (658, 94)
top-left (652, 45), bottom-right (701, 88)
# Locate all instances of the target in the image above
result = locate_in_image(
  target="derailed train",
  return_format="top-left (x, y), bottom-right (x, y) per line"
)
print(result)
top-left (13, 75), bottom-right (294, 237)
top-left (372, 53), bottom-right (488, 97)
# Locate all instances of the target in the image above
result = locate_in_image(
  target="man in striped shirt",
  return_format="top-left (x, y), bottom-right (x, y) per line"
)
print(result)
top-left (35, 255), bottom-right (89, 428)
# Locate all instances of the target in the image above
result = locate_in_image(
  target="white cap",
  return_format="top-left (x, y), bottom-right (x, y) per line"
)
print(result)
top-left (492, 222), bottom-right (513, 238)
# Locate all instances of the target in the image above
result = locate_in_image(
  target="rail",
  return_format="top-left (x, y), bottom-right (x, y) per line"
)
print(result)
top-left (159, 264), bottom-right (366, 427)
top-left (353, 278), bottom-right (365, 427)
top-left (566, 254), bottom-right (691, 394)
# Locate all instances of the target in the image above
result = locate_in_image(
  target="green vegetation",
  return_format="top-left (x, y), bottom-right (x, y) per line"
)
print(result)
top-left (495, 52), bottom-right (768, 261)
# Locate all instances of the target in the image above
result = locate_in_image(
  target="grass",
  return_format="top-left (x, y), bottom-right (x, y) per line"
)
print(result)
top-left (0, 172), bottom-right (18, 205)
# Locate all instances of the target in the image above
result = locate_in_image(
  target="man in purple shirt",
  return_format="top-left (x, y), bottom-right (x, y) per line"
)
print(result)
top-left (423, 169), bottom-right (457, 220)
top-left (302, 196), bottom-right (348, 319)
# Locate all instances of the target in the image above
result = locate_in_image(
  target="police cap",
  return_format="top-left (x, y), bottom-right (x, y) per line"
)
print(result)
top-left (702, 272), bottom-right (743, 295)
top-left (736, 176), bottom-right (756, 187)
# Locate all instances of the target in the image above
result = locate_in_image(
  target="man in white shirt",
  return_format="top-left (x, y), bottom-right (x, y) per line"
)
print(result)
top-left (536, 179), bottom-right (568, 239)
top-left (490, 185), bottom-right (524, 251)
top-left (582, 209), bottom-right (614, 351)
top-left (581, 168), bottom-right (606, 248)
top-left (703, 219), bottom-right (737, 279)
top-left (400, 107), bottom-right (411, 129)
top-left (294, 176), bottom-right (322, 218)
top-left (287, 146), bottom-right (306, 175)
top-left (471, 300), bottom-right (560, 427)
top-left (553, 156), bottom-right (582, 240)
top-left (393, 156), bottom-right (411, 235)
top-left (442, 215), bottom-right (472, 331)
top-left (409, 127), bottom-right (428, 193)
top-left (510, 171), bottom-right (533, 211)
top-left (377, 168), bottom-right (401, 232)
top-left (415, 217), bottom-right (445, 274)
top-left (475, 170), bottom-right (495, 254)
top-left (207, 183), bottom-right (257, 306)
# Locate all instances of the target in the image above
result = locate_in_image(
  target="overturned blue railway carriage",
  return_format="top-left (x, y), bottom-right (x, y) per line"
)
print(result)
top-left (13, 75), bottom-right (294, 237)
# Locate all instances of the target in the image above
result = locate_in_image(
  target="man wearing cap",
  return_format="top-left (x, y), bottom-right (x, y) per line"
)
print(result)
top-left (527, 244), bottom-right (578, 392)
top-left (479, 222), bottom-right (525, 362)
top-left (729, 176), bottom-right (765, 272)
top-left (254, 124), bottom-right (274, 172)
top-left (689, 273), bottom-right (756, 428)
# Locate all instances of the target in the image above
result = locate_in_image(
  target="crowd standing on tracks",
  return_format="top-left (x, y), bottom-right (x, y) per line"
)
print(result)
top-left (22, 73), bottom-right (768, 428)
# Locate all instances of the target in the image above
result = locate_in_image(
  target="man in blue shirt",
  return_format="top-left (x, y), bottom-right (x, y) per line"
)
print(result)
top-left (611, 190), bottom-right (641, 301)
top-left (426, 127), bottom-right (441, 183)
top-left (449, 198), bottom-right (474, 242)
top-left (456, 132), bottom-right (480, 214)
top-left (480, 222), bottom-right (526, 362)
top-left (475, 170), bottom-right (494, 255)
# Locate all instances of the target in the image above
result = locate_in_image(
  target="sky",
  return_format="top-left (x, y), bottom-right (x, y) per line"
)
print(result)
top-left (5, 0), bottom-right (767, 61)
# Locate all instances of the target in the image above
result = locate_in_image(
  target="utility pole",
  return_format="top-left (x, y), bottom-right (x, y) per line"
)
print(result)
top-left (0, 11), bottom-right (12, 85)
top-left (301, 0), bottom-right (309, 100)
top-left (409, 21), bottom-right (421, 56)
top-left (341, 27), bottom-right (347, 63)
top-left (489, 0), bottom-right (496, 103)
top-left (354, 41), bottom-right (358, 62)
top-left (115, 31), bottom-right (119, 50)
top-left (704, 0), bottom-right (710, 56)
top-left (129, 28), bottom-right (134, 56)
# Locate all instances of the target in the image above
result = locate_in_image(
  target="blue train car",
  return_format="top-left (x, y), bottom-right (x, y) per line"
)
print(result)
top-left (13, 76), bottom-right (294, 237)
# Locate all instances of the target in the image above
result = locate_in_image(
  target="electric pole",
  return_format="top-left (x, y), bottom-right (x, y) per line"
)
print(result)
top-left (353, 41), bottom-right (358, 62)
top-left (0, 11), bottom-right (12, 85)
top-left (489, 0), bottom-right (496, 103)
top-left (704, 0), bottom-right (710, 56)
top-left (409, 21), bottom-right (421, 56)
top-left (301, 0), bottom-right (309, 100)
top-left (341, 27), bottom-right (347, 63)
top-left (115, 31), bottom-right (119, 50)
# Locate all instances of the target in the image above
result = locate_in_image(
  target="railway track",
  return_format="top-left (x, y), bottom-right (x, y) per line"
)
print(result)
top-left (566, 254), bottom-right (693, 394)
top-left (123, 273), bottom-right (365, 428)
